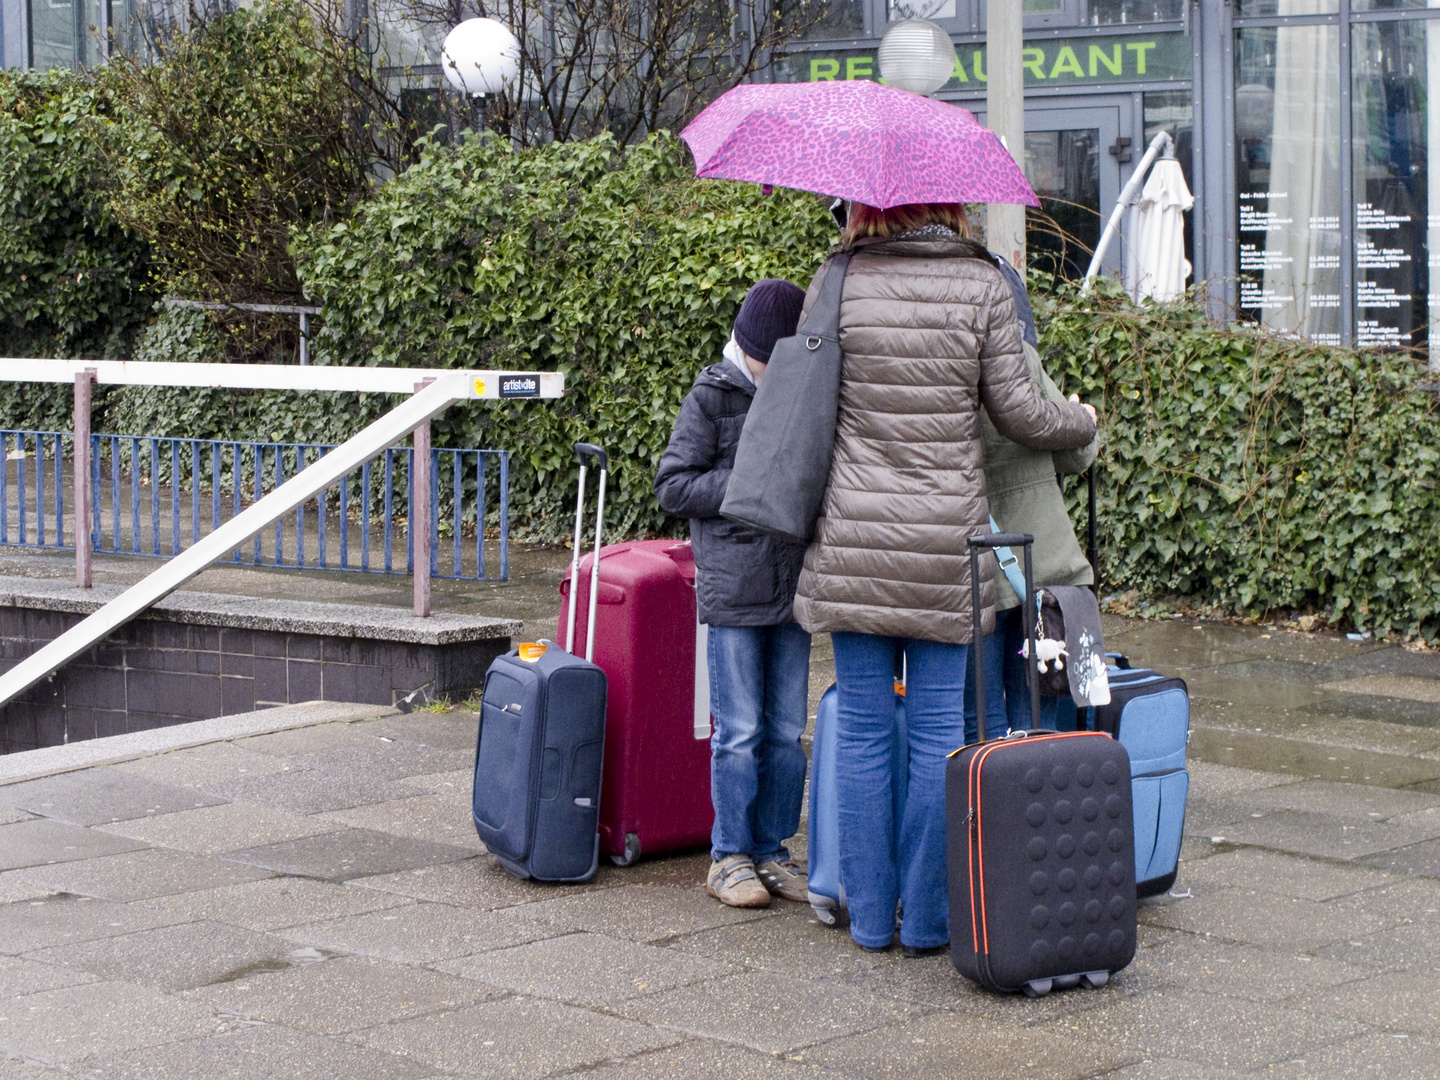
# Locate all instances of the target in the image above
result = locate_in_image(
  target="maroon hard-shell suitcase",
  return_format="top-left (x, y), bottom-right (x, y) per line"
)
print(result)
top-left (558, 539), bottom-right (714, 865)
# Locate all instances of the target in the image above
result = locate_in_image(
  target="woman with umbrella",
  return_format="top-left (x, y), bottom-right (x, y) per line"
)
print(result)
top-left (683, 82), bottom-right (1098, 955)
top-left (790, 200), bottom-right (1096, 955)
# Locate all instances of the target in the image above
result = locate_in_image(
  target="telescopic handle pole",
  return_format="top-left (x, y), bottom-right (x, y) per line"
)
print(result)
top-left (967, 532), bottom-right (1037, 738)
top-left (1087, 462), bottom-right (1099, 593)
top-left (573, 444), bottom-right (609, 663)
top-left (566, 461), bottom-right (587, 655)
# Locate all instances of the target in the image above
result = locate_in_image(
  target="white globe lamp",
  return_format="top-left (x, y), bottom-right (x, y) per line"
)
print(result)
top-left (441, 18), bottom-right (519, 97)
top-left (878, 19), bottom-right (957, 97)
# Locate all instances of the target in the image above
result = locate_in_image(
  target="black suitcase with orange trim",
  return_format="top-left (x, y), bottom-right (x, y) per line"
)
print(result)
top-left (947, 533), bottom-right (1137, 996)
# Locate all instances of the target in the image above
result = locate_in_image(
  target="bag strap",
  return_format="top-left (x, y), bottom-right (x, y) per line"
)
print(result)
top-left (796, 253), bottom-right (852, 342)
top-left (988, 516), bottom-right (1031, 604)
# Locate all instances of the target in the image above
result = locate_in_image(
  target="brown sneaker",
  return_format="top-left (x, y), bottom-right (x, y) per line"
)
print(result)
top-left (706, 855), bottom-right (770, 908)
top-left (755, 859), bottom-right (809, 903)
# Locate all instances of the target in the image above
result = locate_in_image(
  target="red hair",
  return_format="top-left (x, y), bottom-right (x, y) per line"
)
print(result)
top-left (840, 202), bottom-right (973, 247)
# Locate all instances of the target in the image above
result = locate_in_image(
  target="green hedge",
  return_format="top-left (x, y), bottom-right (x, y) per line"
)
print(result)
top-left (0, 69), bottom-right (154, 431)
top-left (0, 69), bottom-right (153, 358)
top-left (1038, 279), bottom-right (1439, 641)
top-left (295, 131), bottom-right (836, 539)
top-left (102, 0), bottom-right (374, 305)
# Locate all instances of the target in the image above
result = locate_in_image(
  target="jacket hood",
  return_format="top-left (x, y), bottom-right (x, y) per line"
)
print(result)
top-left (692, 360), bottom-right (755, 396)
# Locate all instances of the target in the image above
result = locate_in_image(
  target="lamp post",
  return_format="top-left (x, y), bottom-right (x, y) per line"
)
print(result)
top-left (440, 17), bottom-right (520, 135)
top-left (986, 4), bottom-right (1025, 272)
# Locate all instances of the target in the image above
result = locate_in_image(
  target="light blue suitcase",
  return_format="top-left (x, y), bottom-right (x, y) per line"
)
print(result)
top-left (1086, 666), bottom-right (1190, 898)
top-left (805, 683), bottom-right (907, 925)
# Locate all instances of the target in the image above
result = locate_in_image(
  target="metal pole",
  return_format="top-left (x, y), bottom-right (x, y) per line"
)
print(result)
top-left (585, 464), bottom-right (606, 664)
top-left (986, 3), bottom-right (1026, 271)
top-left (298, 312), bottom-right (310, 366)
top-left (1024, 542), bottom-right (1039, 732)
top-left (73, 369), bottom-right (96, 588)
top-left (566, 462), bottom-right (587, 655)
top-left (1082, 131), bottom-right (1174, 291)
top-left (413, 381), bottom-right (432, 618)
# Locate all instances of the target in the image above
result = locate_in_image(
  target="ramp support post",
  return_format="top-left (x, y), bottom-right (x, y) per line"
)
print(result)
top-left (73, 369), bottom-right (96, 588)
top-left (413, 380), bottom-right (432, 618)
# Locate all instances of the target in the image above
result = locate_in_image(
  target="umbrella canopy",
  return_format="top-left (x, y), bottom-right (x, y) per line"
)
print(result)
top-left (680, 80), bottom-right (1039, 209)
top-left (1124, 157), bottom-right (1193, 303)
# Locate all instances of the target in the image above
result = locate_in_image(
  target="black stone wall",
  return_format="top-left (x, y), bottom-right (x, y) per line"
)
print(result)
top-left (0, 606), bottom-right (508, 754)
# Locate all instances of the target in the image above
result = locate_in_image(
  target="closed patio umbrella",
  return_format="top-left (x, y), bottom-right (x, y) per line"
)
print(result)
top-left (1124, 155), bottom-right (1193, 303)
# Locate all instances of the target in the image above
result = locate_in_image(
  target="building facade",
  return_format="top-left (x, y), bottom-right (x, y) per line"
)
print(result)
top-left (6, 0), bottom-right (1439, 351)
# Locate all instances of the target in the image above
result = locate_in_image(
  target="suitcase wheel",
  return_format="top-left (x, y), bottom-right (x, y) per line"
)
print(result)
top-left (610, 832), bottom-right (641, 867)
top-left (1080, 970), bottom-right (1110, 989)
top-left (1022, 978), bottom-right (1053, 998)
top-left (810, 903), bottom-right (838, 927)
top-left (1137, 868), bottom-right (1179, 900)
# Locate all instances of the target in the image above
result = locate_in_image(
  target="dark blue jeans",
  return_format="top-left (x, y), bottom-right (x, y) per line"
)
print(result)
top-left (964, 607), bottom-right (1061, 736)
top-left (831, 632), bottom-right (967, 950)
top-left (707, 622), bottom-right (811, 864)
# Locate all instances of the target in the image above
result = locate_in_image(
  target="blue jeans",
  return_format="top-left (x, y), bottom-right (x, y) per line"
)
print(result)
top-left (831, 632), bottom-right (967, 950)
top-left (964, 607), bottom-right (1061, 735)
top-left (707, 622), bottom-right (811, 864)
top-left (962, 627), bottom-right (1010, 744)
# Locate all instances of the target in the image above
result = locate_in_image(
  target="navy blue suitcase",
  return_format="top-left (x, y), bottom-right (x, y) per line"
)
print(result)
top-left (1088, 666), bottom-right (1190, 899)
top-left (948, 534), bottom-right (1137, 996)
top-left (472, 444), bottom-right (610, 882)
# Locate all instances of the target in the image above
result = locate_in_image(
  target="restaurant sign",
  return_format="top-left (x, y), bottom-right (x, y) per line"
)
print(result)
top-left (778, 33), bottom-right (1190, 91)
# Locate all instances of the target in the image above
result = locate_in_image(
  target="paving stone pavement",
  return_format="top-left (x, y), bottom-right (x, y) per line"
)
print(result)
top-left (1, 545), bottom-right (1440, 1076)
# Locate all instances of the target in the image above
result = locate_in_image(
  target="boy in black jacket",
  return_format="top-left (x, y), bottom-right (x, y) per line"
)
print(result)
top-left (655, 279), bottom-right (811, 908)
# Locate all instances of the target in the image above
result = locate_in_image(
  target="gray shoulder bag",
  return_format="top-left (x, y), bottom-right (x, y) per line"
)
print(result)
top-left (719, 253), bottom-right (851, 545)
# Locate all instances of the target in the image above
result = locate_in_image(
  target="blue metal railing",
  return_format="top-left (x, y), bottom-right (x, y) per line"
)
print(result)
top-left (0, 430), bottom-right (509, 581)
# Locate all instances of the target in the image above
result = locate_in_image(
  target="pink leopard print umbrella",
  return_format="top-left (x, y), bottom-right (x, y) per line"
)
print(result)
top-left (680, 80), bottom-right (1040, 209)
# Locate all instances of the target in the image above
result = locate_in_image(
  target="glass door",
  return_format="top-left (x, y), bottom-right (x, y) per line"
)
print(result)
top-left (971, 99), bottom-right (1128, 280)
top-left (1023, 104), bottom-right (1124, 281)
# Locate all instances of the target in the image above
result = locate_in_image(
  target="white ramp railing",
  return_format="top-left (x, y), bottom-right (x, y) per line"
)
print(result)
top-left (0, 361), bottom-right (564, 712)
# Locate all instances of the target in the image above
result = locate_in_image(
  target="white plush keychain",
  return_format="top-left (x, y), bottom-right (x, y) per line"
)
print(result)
top-left (1021, 636), bottom-right (1068, 674)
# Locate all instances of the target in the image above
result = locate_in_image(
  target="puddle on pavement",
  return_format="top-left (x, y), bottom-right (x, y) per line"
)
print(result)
top-left (206, 946), bottom-right (341, 985)
top-left (1320, 675), bottom-right (1440, 705)
top-left (1190, 728), bottom-right (1440, 789)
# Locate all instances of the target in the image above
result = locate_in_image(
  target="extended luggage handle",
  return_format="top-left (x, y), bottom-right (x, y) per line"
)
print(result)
top-left (1086, 463), bottom-right (1098, 593)
top-left (565, 442), bottom-right (608, 662)
top-left (967, 533), bottom-right (1041, 738)
top-left (574, 443), bottom-right (609, 469)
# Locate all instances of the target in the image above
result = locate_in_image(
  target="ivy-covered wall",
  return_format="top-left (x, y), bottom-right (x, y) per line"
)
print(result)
top-left (1039, 282), bottom-right (1439, 641)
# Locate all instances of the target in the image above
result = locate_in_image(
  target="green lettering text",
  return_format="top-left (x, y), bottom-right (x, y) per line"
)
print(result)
top-left (846, 56), bottom-right (874, 80)
top-left (1022, 46), bottom-right (1047, 80)
top-left (1126, 41), bottom-right (1156, 75)
top-left (810, 57), bottom-right (840, 81)
top-left (973, 49), bottom-right (986, 83)
top-left (951, 54), bottom-right (968, 83)
top-left (1049, 46), bottom-right (1083, 80)
top-left (1089, 44), bottom-right (1122, 78)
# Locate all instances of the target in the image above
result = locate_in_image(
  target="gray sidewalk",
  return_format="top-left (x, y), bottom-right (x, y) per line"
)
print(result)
top-left (0, 546), bottom-right (1439, 1077)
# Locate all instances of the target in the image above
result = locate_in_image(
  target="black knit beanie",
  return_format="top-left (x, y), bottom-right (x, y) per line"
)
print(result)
top-left (733, 278), bottom-right (807, 364)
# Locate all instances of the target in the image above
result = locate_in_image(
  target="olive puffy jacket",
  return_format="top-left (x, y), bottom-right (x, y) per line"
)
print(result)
top-left (791, 236), bottom-right (1097, 645)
